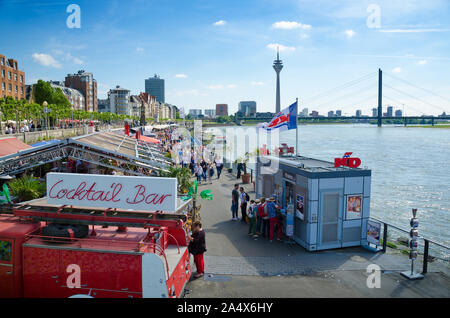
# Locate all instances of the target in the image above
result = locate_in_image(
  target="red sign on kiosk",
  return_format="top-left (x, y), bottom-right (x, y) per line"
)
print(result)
top-left (334, 152), bottom-right (361, 168)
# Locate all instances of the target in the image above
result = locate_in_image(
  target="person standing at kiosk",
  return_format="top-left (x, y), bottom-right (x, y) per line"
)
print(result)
top-left (267, 197), bottom-right (282, 242)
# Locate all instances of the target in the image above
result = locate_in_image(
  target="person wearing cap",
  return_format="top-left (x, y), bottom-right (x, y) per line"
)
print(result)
top-left (267, 197), bottom-right (282, 242)
top-left (248, 199), bottom-right (258, 237)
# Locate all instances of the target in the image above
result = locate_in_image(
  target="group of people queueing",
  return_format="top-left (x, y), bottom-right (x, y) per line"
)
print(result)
top-left (231, 184), bottom-right (283, 242)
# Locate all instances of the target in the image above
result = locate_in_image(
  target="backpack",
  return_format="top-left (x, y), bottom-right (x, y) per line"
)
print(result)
top-left (245, 192), bottom-right (250, 202)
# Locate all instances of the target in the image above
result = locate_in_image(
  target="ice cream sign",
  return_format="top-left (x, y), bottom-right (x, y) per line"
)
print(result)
top-left (46, 173), bottom-right (177, 212)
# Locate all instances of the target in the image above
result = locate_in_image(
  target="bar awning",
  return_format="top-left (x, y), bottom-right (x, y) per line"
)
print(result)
top-left (0, 137), bottom-right (32, 157)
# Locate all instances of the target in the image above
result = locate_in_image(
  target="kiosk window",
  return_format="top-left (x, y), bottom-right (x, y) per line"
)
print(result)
top-left (0, 240), bottom-right (12, 262)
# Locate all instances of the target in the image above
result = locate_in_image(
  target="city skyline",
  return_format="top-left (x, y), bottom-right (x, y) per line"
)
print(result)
top-left (1, 0), bottom-right (449, 115)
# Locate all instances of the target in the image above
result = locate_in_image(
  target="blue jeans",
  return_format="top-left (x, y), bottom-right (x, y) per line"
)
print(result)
top-left (231, 202), bottom-right (238, 219)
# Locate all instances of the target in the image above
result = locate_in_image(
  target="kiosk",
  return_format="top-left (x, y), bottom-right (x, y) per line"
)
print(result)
top-left (255, 155), bottom-right (371, 251)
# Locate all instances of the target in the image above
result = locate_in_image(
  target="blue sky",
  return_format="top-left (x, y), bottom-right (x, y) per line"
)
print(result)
top-left (1, 0), bottom-right (449, 115)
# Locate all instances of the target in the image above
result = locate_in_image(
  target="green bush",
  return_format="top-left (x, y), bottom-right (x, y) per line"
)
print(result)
top-left (8, 175), bottom-right (46, 202)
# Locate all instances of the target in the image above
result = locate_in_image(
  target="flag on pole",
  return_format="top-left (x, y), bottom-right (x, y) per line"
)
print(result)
top-left (257, 101), bottom-right (298, 132)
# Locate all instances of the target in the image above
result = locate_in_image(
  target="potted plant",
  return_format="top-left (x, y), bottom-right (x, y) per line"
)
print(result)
top-left (241, 153), bottom-right (251, 184)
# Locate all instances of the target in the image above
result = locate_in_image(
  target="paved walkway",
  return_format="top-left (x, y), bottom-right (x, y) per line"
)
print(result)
top-left (195, 170), bottom-right (447, 277)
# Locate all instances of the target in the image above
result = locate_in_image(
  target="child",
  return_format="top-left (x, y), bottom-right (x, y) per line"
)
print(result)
top-left (188, 221), bottom-right (207, 278)
top-left (248, 199), bottom-right (259, 238)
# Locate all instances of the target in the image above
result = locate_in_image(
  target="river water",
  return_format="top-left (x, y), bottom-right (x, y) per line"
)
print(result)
top-left (217, 124), bottom-right (450, 247)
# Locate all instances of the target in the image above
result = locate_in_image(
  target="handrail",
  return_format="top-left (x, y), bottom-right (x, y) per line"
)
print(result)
top-left (165, 232), bottom-right (180, 254)
top-left (370, 216), bottom-right (449, 250)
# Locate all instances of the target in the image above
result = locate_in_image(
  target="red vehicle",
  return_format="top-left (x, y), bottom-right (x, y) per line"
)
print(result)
top-left (0, 199), bottom-right (192, 298)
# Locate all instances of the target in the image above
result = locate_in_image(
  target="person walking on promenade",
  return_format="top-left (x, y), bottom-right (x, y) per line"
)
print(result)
top-left (231, 184), bottom-right (239, 221)
top-left (239, 187), bottom-right (249, 223)
top-left (215, 160), bottom-right (223, 179)
top-left (237, 162), bottom-right (243, 179)
top-left (195, 163), bottom-right (203, 184)
top-left (267, 197), bottom-right (282, 242)
top-left (248, 199), bottom-right (259, 237)
top-left (207, 163), bottom-right (213, 184)
top-left (256, 197), bottom-right (266, 236)
top-left (188, 221), bottom-right (207, 279)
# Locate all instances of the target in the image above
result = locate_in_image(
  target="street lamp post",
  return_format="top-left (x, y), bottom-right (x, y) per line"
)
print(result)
top-left (43, 101), bottom-right (48, 138)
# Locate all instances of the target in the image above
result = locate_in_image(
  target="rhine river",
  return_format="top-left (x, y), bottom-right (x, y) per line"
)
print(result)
top-left (217, 124), bottom-right (449, 248)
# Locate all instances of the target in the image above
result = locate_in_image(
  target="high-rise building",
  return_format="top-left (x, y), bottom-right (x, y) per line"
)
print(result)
top-left (216, 104), bottom-right (228, 116)
top-left (145, 74), bottom-right (165, 103)
top-left (300, 108), bottom-right (308, 117)
top-left (238, 101), bottom-right (257, 117)
top-left (98, 98), bottom-right (110, 113)
top-left (273, 48), bottom-right (283, 113)
top-left (0, 54), bottom-right (25, 100)
top-left (336, 110), bottom-right (342, 116)
top-left (372, 108), bottom-right (378, 117)
top-left (328, 111), bottom-right (334, 117)
top-left (108, 86), bottom-right (130, 115)
top-left (65, 70), bottom-right (98, 112)
top-left (395, 110), bottom-right (403, 117)
top-left (356, 110), bottom-right (362, 117)
top-left (310, 110), bottom-right (319, 117)
top-left (387, 106), bottom-right (393, 117)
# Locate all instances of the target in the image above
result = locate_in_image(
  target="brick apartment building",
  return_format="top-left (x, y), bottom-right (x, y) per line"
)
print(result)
top-left (1, 54), bottom-right (26, 100)
top-left (216, 104), bottom-right (228, 116)
top-left (65, 70), bottom-right (98, 112)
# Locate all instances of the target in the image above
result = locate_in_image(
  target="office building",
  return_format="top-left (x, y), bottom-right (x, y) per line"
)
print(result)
top-left (1, 54), bottom-right (25, 100)
top-left (108, 86), bottom-right (130, 115)
top-left (387, 106), bottom-right (393, 117)
top-left (372, 108), bottom-right (378, 117)
top-left (205, 109), bottom-right (216, 118)
top-left (238, 101), bottom-right (257, 117)
top-left (145, 74), bottom-right (165, 103)
top-left (328, 111), bottom-right (334, 117)
top-left (216, 104), bottom-right (228, 116)
top-left (356, 110), bottom-right (362, 117)
top-left (65, 70), bottom-right (98, 112)
top-left (395, 110), bottom-right (403, 117)
top-left (300, 108), bottom-right (309, 117)
top-left (189, 109), bottom-right (202, 118)
top-left (336, 110), bottom-right (342, 116)
top-left (310, 110), bottom-right (319, 117)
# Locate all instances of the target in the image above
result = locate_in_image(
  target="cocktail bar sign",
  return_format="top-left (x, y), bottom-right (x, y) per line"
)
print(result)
top-left (46, 173), bottom-right (178, 212)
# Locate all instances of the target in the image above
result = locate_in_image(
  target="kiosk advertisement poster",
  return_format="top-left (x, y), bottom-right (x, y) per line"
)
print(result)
top-left (346, 195), bottom-right (362, 219)
top-left (46, 173), bottom-right (178, 212)
top-left (367, 220), bottom-right (381, 245)
top-left (286, 203), bottom-right (294, 237)
top-left (296, 195), bottom-right (304, 220)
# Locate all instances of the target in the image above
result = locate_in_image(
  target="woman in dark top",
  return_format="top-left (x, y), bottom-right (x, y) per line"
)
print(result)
top-left (188, 221), bottom-right (206, 278)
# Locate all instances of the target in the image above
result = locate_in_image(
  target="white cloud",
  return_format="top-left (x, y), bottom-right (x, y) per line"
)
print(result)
top-left (392, 67), bottom-right (402, 73)
top-left (345, 29), bottom-right (356, 38)
top-left (213, 20), bottom-right (226, 26)
top-left (300, 34), bottom-right (310, 39)
top-left (251, 81), bottom-right (264, 86)
top-left (272, 21), bottom-right (311, 30)
top-left (65, 52), bottom-right (83, 65)
top-left (267, 43), bottom-right (296, 52)
top-left (418, 60), bottom-right (428, 65)
top-left (32, 53), bottom-right (62, 68)
top-left (175, 74), bottom-right (188, 78)
top-left (136, 47), bottom-right (144, 53)
top-left (227, 84), bottom-right (237, 88)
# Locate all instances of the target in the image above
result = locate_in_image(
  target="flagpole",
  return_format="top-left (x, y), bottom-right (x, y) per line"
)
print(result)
top-left (296, 98), bottom-right (299, 157)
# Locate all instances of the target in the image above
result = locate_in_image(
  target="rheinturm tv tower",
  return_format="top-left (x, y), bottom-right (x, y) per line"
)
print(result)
top-left (273, 47), bottom-right (284, 113)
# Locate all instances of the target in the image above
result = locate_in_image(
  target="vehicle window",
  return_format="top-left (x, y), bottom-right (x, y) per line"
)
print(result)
top-left (0, 241), bottom-right (12, 262)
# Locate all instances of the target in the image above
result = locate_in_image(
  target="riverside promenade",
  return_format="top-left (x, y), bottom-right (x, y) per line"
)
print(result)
top-left (185, 170), bottom-right (450, 298)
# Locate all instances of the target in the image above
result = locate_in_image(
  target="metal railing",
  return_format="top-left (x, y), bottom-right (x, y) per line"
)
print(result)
top-left (370, 216), bottom-right (449, 274)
